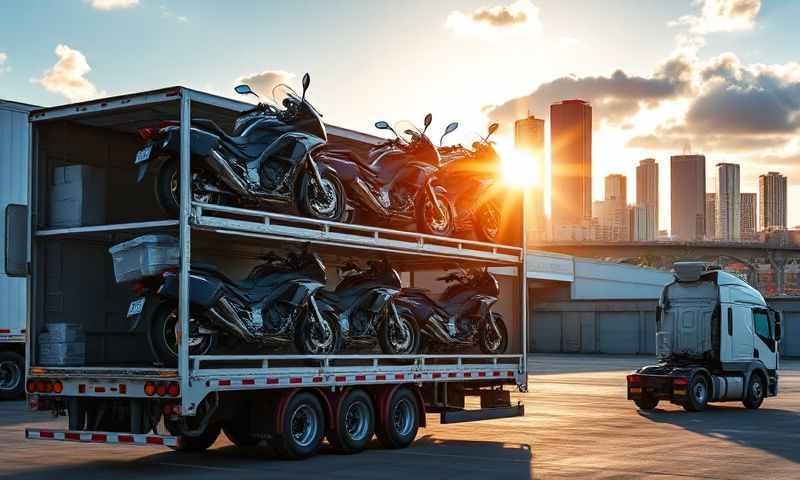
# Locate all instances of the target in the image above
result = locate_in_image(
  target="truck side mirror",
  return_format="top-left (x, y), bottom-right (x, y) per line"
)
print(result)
top-left (5, 204), bottom-right (28, 277)
top-left (774, 311), bottom-right (782, 342)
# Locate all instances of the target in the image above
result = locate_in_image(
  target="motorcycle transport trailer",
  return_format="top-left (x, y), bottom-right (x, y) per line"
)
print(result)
top-left (10, 87), bottom-right (529, 459)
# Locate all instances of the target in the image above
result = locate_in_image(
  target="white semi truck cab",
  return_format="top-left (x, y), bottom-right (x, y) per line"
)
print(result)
top-left (627, 261), bottom-right (782, 411)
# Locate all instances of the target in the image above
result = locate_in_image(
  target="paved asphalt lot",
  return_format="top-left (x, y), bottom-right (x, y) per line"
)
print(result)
top-left (1, 354), bottom-right (798, 479)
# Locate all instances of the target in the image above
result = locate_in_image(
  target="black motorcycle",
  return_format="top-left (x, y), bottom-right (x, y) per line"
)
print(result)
top-left (133, 73), bottom-right (347, 222)
top-left (317, 114), bottom-right (457, 237)
top-left (314, 257), bottom-right (420, 355)
top-left (435, 123), bottom-right (503, 243)
top-left (395, 267), bottom-right (508, 354)
top-left (133, 247), bottom-right (339, 366)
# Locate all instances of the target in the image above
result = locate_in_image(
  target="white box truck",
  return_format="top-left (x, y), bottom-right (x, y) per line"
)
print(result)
top-left (0, 99), bottom-right (37, 399)
top-left (627, 262), bottom-right (782, 411)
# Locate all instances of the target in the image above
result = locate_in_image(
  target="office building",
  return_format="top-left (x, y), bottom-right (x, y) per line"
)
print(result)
top-left (705, 193), bottom-right (716, 240)
top-left (715, 163), bottom-right (740, 241)
top-left (514, 115), bottom-right (546, 240)
top-left (636, 158), bottom-right (658, 240)
top-left (628, 203), bottom-right (657, 241)
top-left (551, 99), bottom-right (592, 232)
top-left (759, 172), bottom-right (788, 230)
top-left (741, 192), bottom-right (757, 240)
top-left (670, 154), bottom-right (706, 240)
top-left (593, 174), bottom-right (628, 241)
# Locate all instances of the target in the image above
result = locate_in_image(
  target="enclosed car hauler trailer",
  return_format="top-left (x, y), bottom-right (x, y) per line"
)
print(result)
top-left (17, 87), bottom-right (528, 459)
top-left (0, 99), bottom-right (37, 399)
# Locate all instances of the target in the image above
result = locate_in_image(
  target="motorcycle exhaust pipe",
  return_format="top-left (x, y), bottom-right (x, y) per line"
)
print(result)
top-left (208, 297), bottom-right (257, 342)
top-left (208, 148), bottom-right (250, 196)
top-left (353, 178), bottom-right (391, 216)
top-left (423, 316), bottom-right (453, 344)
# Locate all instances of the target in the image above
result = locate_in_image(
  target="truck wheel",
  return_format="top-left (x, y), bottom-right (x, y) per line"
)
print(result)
top-left (172, 422), bottom-right (222, 452)
top-left (634, 396), bottom-right (659, 411)
top-left (0, 351), bottom-right (24, 400)
top-left (328, 389), bottom-right (375, 454)
top-left (682, 375), bottom-right (709, 412)
top-left (270, 392), bottom-right (325, 460)
top-left (223, 410), bottom-right (261, 447)
top-left (376, 387), bottom-right (419, 449)
top-left (742, 374), bottom-right (765, 410)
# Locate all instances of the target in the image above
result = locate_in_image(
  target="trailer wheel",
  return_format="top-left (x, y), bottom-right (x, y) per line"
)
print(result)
top-left (0, 351), bottom-right (24, 400)
top-left (377, 387), bottom-right (419, 449)
top-left (171, 422), bottom-right (222, 452)
top-left (682, 375), bottom-right (709, 412)
top-left (270, 392), bottom-right (325, 460)
top-left (634, 396), bottom-right (659, 411)
top-left (328, 389), bottom-right (375, 454)
top-left (742, 373), bottom-right (765, 410)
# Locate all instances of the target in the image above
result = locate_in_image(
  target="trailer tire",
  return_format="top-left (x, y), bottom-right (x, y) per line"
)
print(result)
top-left (328, 389), bottom-right (375, 454)
top-left (742, 373), bottom-right (765, 410)
top-left (682, 375), bottom-right (709, 412)
top-left (634, 396), bottom-right (659, 411)
top-left (269, 392), bottom-right (325, 460)
top-left (376, 387), bottom-right (419, 449)
top-left (0, 351), bottom-right (24, 400)
top-left (172, 422), bottom-right (221, 452)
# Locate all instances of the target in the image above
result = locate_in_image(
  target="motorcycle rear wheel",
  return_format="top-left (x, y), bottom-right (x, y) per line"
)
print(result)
top-left (479, 313), bottom-right (508, 355)
top-left (155, 157), bottom-right (225, 216)
top-left (148, 301), bottom-right (218, 367)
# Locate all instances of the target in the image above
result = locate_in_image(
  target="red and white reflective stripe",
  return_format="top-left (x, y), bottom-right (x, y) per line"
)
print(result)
top-left (26, 428), bottom-right (180, 448)
top-left (210, 369), bottom-right (518, 388)
top-left (0, 328), bottom-right (23, 335)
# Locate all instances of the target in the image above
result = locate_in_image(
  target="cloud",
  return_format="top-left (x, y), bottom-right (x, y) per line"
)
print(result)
top-left (36, 44), bottom-right (104, 102)
top-left (0, 52), bottom-right (8, 74)
top-left (234, 70), bottom-right (294, 98)
top-left (446, 0), bottom-right (542, 37)
top-left (159, 5), bottom-right (189, 23)
top-left (671, 0), bottom-right (761, 34)
top-left (88, 0), bottom-right (139, 11)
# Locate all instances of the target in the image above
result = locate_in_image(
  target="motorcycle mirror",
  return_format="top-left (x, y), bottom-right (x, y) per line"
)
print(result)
top-left (375, 120), bottom-right (400, 139)
top-left (422, 113), bottom-right (433, 135)
top-left (440, 121), bottom-right (459, 145)
top-left (301, 73), bottom-right (311, 102)
top-left (234, 84), bottom-right (258, 98)
top-left (486, 122), bottom-right (499, 141)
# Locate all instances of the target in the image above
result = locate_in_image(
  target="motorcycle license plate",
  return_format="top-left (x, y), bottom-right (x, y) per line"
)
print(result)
top-left (135, 145), bottom-right (152, 164)
top-left (127, 297), bottom-right (145, 317)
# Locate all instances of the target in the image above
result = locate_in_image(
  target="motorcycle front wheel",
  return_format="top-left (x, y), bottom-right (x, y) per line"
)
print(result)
top-left (416, 190), bottom-right (456, 237)
top-left (297, 171), bottom-right (348, 222)
top-left (479, 313), bottom-right (508, 355)
top-left (148, 301), bottom-right (218, 367)
top-left (475, 202), bottom-right (500, 243)
top-left (295, 309), bottom-right (341, 354)
top-left (378, 309), bottom-right (421, 355)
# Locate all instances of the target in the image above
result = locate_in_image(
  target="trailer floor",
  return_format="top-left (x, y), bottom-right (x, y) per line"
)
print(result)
top-left (2, 354), bottom-right (798, 479)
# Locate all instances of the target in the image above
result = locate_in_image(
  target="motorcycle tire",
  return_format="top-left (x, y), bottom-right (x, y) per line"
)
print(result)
top-left (416, 189), bottom-right (456, 237)
top-left (155, 158), bottom-right (180, 216)
top-left (298, 171), bottom-right (348, 222)
top-left (148, 301), bottom-right (218, 367)
top-left (475, 202), bottom-right (500, 243)
top-left (295, 309), bottom-right (341, 355)
top-left (378, 309), bottom-right (421, 355)
top-left (479, 313), bottom-right (508, 355)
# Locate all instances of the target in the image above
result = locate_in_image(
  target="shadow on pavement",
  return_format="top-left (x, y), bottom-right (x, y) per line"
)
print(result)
top-left (2, 436), bottom-right (533, 480)
top-left (640, 405), bottom-right (800, 463)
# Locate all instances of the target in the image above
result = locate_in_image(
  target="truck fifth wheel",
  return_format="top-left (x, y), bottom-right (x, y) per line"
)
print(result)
top-left (15, 87), bottom-right (528, 459)
top-left (627, 261), bottom-right (782, 412)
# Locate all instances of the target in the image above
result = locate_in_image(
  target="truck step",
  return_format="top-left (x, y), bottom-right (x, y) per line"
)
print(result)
top-left (440, 404), bottom-right (524, 424)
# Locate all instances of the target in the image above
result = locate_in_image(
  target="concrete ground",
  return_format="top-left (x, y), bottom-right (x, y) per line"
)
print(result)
top-left (1, 354), bottom-right (798, 479)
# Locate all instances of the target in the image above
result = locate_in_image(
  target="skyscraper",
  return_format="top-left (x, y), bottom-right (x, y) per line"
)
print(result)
top-left (741, 192), bottom-right (757, 240)
top-left (759, 172), bottom-right (788, 231)
top-left (705, 193), bottom-right (716, 240)
top-left (715, 163), bottom-right (741, 241)
top-left (593, 174), bottom-right (628, 241)
top-left (636, 158), bottom-right (658, 239)
top-left (514, 115), bottom-right (546, 240)
top-left (550, 99), bottom-right (592, 232)
top-left (670, 155), bottom-right (706, 240)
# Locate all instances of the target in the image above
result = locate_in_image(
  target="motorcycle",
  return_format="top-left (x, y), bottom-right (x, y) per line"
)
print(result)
top-left (395, 266), bottom-right (508, 354)
top-left (436, 123), bottom-right (503, 243)
top-left (132, 246), bottom-right (339, 366)
top-left (133, 73), bottom-right (348, 222)
top-left (314, 257), bottom-right (420, 355)
top-left (317, 114), bottom-right (458, 237)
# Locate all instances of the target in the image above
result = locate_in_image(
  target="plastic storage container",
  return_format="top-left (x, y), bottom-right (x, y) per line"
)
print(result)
top-left (109, 235), bottom-right (179, 283)
top-left (50, 165), bottom-right (106, 227)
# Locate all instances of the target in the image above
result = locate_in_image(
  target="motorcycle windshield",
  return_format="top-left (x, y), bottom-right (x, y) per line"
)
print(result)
top-left (394, 120), bottom-right (440, 166)
top-left (272, 83), bottom-right (326, 142)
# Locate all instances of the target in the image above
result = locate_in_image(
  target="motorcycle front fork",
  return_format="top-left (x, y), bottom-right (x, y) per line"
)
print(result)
top-left (425, 180), bottom-right (446, 219)
top-left (305, 155), bottom-right (327, 192)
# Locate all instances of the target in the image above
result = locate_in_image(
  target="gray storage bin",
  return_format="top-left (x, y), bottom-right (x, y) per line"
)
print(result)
top-left (39, 323), bottom-right (86, 344)
top-left (109, 234), bottom-right (179, 283)
top-left (39, 342), bottom-right (86, 366)
top-left (49, 165), bottom-right (106, 227)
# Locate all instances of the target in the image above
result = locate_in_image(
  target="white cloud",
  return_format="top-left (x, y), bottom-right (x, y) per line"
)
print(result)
top-left (88, 0), bottom-right (139, 11)
top-left (0, 52), bottom-right (8, 74)
top-left (671, 0), bottom-right (761, 34)
top-left (36, 44), bottom-right (105, 102)
top-left (446, 0), bottom-right (542, 38)
top-left (234, 70), bottom-right (294, 98)
top-left (159, 5), bottom-right (189, 23)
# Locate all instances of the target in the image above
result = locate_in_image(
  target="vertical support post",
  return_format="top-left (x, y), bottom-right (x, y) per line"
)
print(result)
top-left (25, 121), bottom-right (34, 373)
top-left (179, 91), bottom-right (192, 413)
top-left (520, 187), bottom-right (528, 391)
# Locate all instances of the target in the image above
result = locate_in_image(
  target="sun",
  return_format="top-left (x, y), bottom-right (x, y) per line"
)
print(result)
top-left (496, 143), bottom-right (540, 188)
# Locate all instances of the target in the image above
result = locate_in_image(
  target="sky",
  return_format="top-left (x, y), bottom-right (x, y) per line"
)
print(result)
top-left (1, 0), bottom-right (799, 230)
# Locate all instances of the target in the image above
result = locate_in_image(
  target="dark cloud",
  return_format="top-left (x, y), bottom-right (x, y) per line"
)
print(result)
top-left (472, 6), bottom-right (527, 27)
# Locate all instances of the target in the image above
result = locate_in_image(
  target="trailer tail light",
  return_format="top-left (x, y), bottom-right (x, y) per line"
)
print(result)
top-left (673, 378), bottom-right (689, 386)
top-left (167, 382), bottom-right (180, 397)
top-left (626, 374), bottom-right (640, 385)
top-left (156, 384), bottom-right (167, 397)
top-left (144, 382), bottom-right (156, 396)
top-left (26, 380), bottom-right (37, 393)
top-left (53, 381), bottom-right (63, 394)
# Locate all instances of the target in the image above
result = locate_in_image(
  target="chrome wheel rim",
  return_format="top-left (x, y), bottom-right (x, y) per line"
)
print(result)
top-left (164, 311), bottom-right (209, 357)
top-left (0, 360), bottom-right (22, 391)
top-left (307, 315), bottom-right (335, 353)
top-left (479, 205), bottom-right (499, 240)
top-left (752, 380), bottom-right (763, 401)
top-left (344, 400), bottom-right (370, 441)
top-left (693, 380), bottom-right (707, 404)
top-left (309, 178), bottom-right (338, 218)
top-left (392, 398), bottom-right (415, 437)
top-left (485, 320), bottom-right (502, 353)
top-left (390, 316), bottom-right (414, 353)
top-left (425, 196), bottom-right (450, 233)
top-left (290, 405), bottom-right (319, 448)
